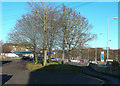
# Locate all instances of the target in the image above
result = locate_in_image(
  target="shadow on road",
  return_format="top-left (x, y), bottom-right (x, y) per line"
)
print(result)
top-left (0, 61), bottom-right (12, 67)
top-left (1, 61), bottom-right (12, 65)
top-left (1, 74), bottom-right (12, 85)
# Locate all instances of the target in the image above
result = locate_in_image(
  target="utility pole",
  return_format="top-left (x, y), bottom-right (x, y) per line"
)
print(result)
top-left (107, 17), bottom-right (117, 62)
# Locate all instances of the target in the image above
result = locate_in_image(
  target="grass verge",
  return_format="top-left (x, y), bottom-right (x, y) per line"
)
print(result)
top-left (96, 66), bottom-right (120, 78)
top-left (26, 62), bottom-right (110, 85)
top-left (26, 61), bottom-right (80, 72)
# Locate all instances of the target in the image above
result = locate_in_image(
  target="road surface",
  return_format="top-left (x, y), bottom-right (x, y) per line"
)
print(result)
top-left (2, 59), bottom-right (104, 85)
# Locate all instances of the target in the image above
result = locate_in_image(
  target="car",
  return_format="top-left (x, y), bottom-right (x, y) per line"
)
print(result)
top-left (80, 60), bottom-right (85, 63)
top-left (37, 55), bottom-right (48, 60)
top-left (37, 56), bottom-right (42, 60)
top-left (70, 59), bottom-right (80, 63)
top-left (21, 56), bottom-right (33, 61)
top-left (51, 58), bottom-right (58, 62)
top-left (89, 60), bottom-right (97, 64)
top-left (4, 53), bottom-right (19, 57)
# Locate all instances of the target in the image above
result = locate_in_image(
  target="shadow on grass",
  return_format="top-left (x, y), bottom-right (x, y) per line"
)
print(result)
top-left (28, 64), bottom-right (105, 85)
top-left (28, 64), bottom-right (81, 84)
top-left (35, 64), bottom-right (81, 72)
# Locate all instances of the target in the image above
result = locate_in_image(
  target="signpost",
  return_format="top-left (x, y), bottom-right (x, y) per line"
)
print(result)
top-left (101, 51), bottom-right (104, 62)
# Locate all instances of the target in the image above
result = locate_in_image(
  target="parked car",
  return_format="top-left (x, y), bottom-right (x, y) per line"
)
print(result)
top-left (89, 60), bottom-right (97, 64)
top-left (37, 56), bottom-right (42, 60)
top-left (70, 59), bottom-right (80, 63)
top-left (1, 53), bottom-right (19, 57)
top-left (51, 58), bottom-right (59, 62)
top-left (80, 60), bottom-right (85, 63)
top-left (21, 56), bottom-right (33, 61)
top-left (37, 55), bottom-right (48, 60)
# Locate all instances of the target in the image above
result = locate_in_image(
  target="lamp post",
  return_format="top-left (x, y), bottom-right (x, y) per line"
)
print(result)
top-left (107, 17), bottom-right (117, 62)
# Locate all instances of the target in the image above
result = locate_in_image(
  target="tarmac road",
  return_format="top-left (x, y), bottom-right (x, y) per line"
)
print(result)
top-left (2, 59), bottom-right (104, 85)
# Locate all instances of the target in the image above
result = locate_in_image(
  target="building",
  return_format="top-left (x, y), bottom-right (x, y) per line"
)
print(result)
top-left (2, 43), bottom-right (34, 57)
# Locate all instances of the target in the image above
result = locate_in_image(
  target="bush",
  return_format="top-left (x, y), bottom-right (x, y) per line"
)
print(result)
top-left (111, 61), bottom-right (119, 67)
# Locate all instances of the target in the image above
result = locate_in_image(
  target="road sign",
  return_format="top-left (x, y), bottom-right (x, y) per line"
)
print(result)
top-left (101, 51), bottom-right (104, 62)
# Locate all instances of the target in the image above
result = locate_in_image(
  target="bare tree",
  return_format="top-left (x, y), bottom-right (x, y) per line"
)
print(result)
top-left (58, 4), bottom-right (95, 63)
top-left (47, 9), bottom-right (61, 62)
top-left (0, 40), bottom-right (3, 53)
top-left (8, 2), bottom-right (96, 65)
top-left (27, 2), bottom-right (60, 66)
top-left (2, 42), bottom-right (12, 53)
top-left (8, 14), bottom-right (42, 64)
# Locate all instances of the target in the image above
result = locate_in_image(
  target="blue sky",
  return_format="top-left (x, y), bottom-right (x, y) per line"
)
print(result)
top-left (1, 2), bottom-right (118, 49)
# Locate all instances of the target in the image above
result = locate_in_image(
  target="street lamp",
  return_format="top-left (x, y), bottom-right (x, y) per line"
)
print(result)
top-left (107, 17), bottom-right (117, 62)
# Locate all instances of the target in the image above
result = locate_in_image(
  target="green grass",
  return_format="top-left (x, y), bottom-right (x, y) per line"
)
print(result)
top-left (37, 64), bottom-right (80, 72)
top-left (26, 62), bottom-right (43, 71)
top-left (98, 61), bottom-right (106, 65)
top-left (26, 62), bottom-right (80, 72)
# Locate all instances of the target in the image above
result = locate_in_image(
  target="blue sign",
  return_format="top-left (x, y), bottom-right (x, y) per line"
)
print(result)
top-left (10, 50), bottom-right (54, 54)
top-left (10, 51), bottom-right (33, 53)
top-left (101, 51), bottom-right (104, 61)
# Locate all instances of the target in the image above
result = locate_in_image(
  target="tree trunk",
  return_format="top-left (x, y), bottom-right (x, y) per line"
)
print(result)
top-left (61, 35), bottom-right (65, 64)
top-left (68, 44), bottom-right (71, 62)
top-left (48, 48), bottom-right (51, 63)
top-left (62, 49), bottom-right (65, 64)
top-left (34, 44), bottom-right (37, 64)
top-left (68, 49), bottom-right (71, 62)
top-left (48, 33), bottom-right (53, 63)
top-left (43, 30), bottom-right (47, 66)
top-left (43, 7), bottom-right (47, 66)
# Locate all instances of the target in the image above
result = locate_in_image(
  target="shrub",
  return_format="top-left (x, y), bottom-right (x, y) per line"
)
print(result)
top-left (111, 61), bottom-right (119, 67)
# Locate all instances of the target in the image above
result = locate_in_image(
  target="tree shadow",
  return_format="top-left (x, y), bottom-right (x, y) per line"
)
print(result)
top-left (1, 74), bottom-right (12, 85)
top-left (28, 64), bottom-right (77, 84)
top-left (27, 64), bottom-right (99, 85)
top-left (0, 61), bottom-right (11, 67)
top-left (2, 61), bottom-right (11, 65)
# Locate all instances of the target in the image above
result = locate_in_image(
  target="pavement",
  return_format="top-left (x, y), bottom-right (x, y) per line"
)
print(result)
top-left (70, 63), bottom-right (120, 86)
top-left (2, 59), bottom-right (104, 85)
top-left (1, 59), bottom-right (28, 85)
